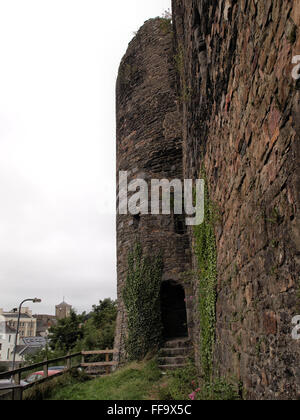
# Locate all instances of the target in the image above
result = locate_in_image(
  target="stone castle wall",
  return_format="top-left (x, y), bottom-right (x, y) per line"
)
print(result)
top-left (172, 0), bottom-right (300, 400)
top-left (115, 1), bottom-right (300, 399)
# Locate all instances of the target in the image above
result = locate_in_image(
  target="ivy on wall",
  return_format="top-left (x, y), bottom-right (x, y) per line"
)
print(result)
top-left (194, 172), bottom-right (218, 381)
top-left (123, 243), bottom-right (163, 361)
top-left (174, 43), bottom-right (190, 103)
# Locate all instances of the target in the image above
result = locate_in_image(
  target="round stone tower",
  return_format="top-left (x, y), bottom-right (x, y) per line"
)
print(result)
top-left (115, 18), bottom-right (192, 363)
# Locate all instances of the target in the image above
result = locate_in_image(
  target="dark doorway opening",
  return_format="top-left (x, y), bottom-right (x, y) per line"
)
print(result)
top-left (174, 214), bottom-right (187, 235)
top-left (161, 281), bottom-right (188, 339)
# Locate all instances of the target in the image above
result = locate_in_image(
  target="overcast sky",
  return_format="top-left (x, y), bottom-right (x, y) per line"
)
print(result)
top-left (0, 0), bottom-right (171, 315)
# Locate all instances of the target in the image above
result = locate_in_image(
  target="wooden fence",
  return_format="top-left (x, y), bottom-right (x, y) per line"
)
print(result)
top-left (0, 349), bottom-right (117, 401)
top-left (81, 349), bottom-right (117, 375)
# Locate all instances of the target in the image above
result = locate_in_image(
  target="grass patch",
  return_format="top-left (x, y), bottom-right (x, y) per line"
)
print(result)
top-left (23, 368), bottom-right (90, 401)
top-left (47, 360), bottom-right (162, 401)
top-left (156, 360), bottom-right (240, 401)
top-left (26, 360), bottom-right (241, 401)
top-left (156, 360), bottom-right (198, 400)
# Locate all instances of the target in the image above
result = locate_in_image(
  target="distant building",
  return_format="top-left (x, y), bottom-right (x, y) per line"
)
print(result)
top-left (0, 308), bottom-right (37, 339)
top-left (16, 337), bottom-right (47, 361)
top-left (0, 324), bottom-right (16, 363)
top-left (34, 314), bottom-right (57, 337)
top-left (55, 301), bottom-right (72, 320)
top-left (0, 311), bottom-right (47, 366)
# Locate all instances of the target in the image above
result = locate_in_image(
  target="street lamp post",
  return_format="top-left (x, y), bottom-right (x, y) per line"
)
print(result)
top-left (11, 298), bottom-right (42, 373)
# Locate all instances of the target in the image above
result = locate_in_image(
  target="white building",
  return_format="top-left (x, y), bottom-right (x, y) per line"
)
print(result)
top-left (0, 308), bottom-right (37, 339)
top-left (0, 320), bottom-right (45, 363)
top-left (0, 309), bottom-right (39, 364)
top-left (0, 319), bottom-right (17, 362)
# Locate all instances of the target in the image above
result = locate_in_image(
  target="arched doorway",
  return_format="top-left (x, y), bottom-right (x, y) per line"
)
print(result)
top-left (161, 281), bottom-right (188, 339)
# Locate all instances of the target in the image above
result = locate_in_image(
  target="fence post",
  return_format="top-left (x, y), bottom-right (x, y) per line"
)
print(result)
top-left (105, 348), bottom-right (110, 375)
top-left (14, 387), bottom-right (23, 401)
top-left (13, 371), bottom-right (21, 385)
top-left (81, 352), bottom-right (85, 367)
top-left (66, 352), bottom-right (71, 370)
top-left (43, 359), bottom-right (48, 378)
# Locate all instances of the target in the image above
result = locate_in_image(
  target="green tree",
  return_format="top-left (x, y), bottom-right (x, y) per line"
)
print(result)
top-left (25, 299), bottom-right (118, 365)
top-left (80, 299), bottom-right (117, 351)
top-left (91, 299), bottom-right (117, 329)
top-left (49, 311), bottom-right (84, 352)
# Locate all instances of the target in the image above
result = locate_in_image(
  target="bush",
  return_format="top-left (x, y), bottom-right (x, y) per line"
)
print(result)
top-left (23, 368), bottom-right (91, 401)
top-left (158, 360), bottom-right (198, 400)
top-left (198, 378), bottom-right (241, 401)
top-left (0, 364), bottom-right (8, 373)
top-left (157, 360), bottom-right (241, 401)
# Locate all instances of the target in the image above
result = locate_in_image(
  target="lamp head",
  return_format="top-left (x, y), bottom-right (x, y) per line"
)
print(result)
top-left (33, 298), bottom-right (42, 303)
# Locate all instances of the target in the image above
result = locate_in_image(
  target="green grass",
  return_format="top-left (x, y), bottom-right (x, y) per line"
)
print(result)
top-left (47, 360), bottom-right (162, 401)
top-left (156, 360), bottom-right (240, 401)
top-left (24, 359), bottom-right (241, 401)
top-left (157, 359), bottom-right (198, 400)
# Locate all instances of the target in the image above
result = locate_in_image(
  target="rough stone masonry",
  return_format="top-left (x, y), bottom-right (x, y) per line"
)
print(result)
top-left (115, 0), bottom-right (300, 400)
top-left (115, 19), bottom-right (192, 364)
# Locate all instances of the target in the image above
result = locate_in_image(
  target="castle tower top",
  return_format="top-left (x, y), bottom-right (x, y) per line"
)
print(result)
top-left (55, 300), bottom-right (72, 320)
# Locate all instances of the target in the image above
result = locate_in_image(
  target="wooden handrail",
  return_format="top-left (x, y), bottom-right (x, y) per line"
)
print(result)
top-left (0, 349), bottom-right (115, 381)
top-left (23, 365), bottom-right (81, 391)
top-left (81, 350), bottom-right (116, 355)
top-left (81, 362), bottom-right (117, 367)
top-left (0, 364), bottom-right (80, 395)
top-left (81, 348), bottom-right (116, 376)
top-left (0, 352), bottom-right (82, 380)
top-left (0, 348), bottom-right (116, 401)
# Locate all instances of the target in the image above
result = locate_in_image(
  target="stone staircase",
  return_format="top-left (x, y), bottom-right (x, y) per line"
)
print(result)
top-left (158, 337), bottom-right (193, 371)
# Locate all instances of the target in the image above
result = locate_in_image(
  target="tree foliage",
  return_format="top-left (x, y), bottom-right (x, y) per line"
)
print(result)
top-left (49, 310), bottom-right (85, 352)
top-left (25, 298), bottom-right (117, 365)
top-left (79, 299), bottom-right (117, 351)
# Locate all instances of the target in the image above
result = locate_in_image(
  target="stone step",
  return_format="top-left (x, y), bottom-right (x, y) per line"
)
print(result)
top-left (159, 364), bottom-right (187, 371)
top-left (159, 347), bottom-right (192, 357)
top-left (158, 338), bottom-right (192, 371)
top-left (164, 337), bottom-right (191, 349)
top-left (158, 356), bottom-right (188, 365)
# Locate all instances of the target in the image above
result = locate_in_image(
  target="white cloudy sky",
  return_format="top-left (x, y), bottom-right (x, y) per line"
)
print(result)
top-left (0, 0), bottom-right (171, 315)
